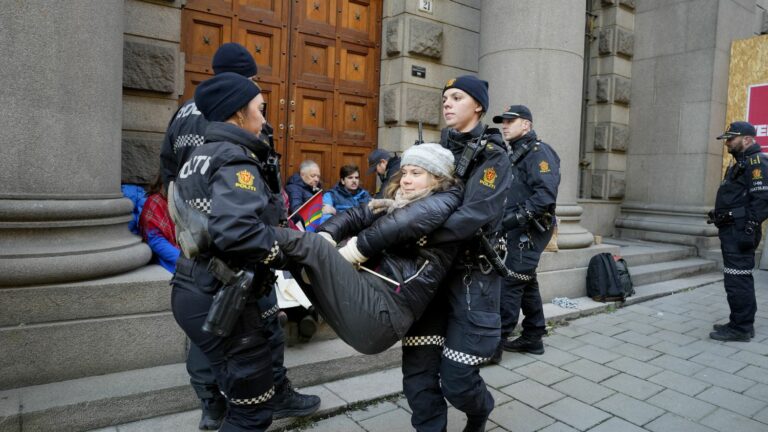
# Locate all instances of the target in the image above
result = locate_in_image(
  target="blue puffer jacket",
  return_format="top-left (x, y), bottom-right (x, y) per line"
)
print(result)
top-left (322, 183), bottom-right (371, 213)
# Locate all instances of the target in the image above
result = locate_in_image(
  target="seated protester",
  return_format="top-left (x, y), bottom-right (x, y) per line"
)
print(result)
top-left (139, 174), bottom-right (180, 273)
top-left (121, 183), bottom-right (147, 235)
top-left (319, 164), bottom-right (370, 224)
top-left (273, 143), bottom-right (462, 355)
top-left (286, 160), bottom-right (322, 214)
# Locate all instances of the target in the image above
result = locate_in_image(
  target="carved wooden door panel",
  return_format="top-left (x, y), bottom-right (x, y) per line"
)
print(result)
top-left (286, 0), bottom-right (381, 191)
top-left (181, 0), bottom-right (289, 158)
top-left (181, 0), bottom-right (381, 189)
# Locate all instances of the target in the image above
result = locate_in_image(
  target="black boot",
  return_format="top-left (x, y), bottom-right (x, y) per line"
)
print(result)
top-left (710, 326), bottom-right (751, 342)
top-left (198, 397), bottom-right (226, 430)
top-left (713, 323), bottom-right (754, 338)
top-left (298, 314), bottom-right (318, 341)
top-left (502, 335), bottom-right (544, 355)
top-left (272, 380), bottom-right (321, 419)
top-left (463, 415), bottom-right (487, 432)
top-left (488, 333), bottom-right (509, 365)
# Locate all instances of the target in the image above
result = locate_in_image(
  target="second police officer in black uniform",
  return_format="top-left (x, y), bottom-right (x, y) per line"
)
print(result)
top-left (401, 76), bottom-right (511, 432)
top-left (160, 44), bottom-right (319, 430)
top-left (492, 105), bottom-right (560, 360)
top-left (170, 72), bottom-right (294, 432)
top-left (709, 121), bottom-right (768, 342)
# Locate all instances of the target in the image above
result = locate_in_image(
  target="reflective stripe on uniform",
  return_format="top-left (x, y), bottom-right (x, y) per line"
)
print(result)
top-left (221, 386), bottom-right (275, 406)
top-left (261, 304), bottom-right (279, 319)
top-left (402, 335), bottom-right (445, 347)
top-left (442, 346), bottom-right (491, 366)
top-left (510, 271), bottom-right (534, 281)
top-left (724, 267), bottom-right (753, 276)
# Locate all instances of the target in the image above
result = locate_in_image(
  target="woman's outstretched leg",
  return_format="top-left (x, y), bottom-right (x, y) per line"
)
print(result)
top-left (273, 228), bottom-right (398, 353)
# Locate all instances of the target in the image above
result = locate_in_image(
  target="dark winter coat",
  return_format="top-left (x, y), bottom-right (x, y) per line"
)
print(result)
top-left (285, 172), bottom-right (321, 214)
top-left (320, 186), bottom-right (463, 328)
top-left (173, 122), bottom-right (285, 292)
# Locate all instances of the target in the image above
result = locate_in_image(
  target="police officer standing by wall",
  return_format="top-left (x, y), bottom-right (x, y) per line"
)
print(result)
top-left (367, 148), bottom-right (401, 198)
top-left (401, 76), bottom-right (511, 432)
top-left (160, 43), bottom-right (319, 430)
top-left (709, 121), bottom-right (768, 342)
top-left (491, 105), bottom-right (560, 360)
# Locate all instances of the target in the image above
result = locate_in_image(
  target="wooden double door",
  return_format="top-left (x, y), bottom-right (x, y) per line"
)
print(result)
top-left (181, 0), bottom-right (381, 191)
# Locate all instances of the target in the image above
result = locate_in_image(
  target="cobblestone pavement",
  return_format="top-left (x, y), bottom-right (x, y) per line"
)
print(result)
top-left (294, 271), bottom-right (768, 432)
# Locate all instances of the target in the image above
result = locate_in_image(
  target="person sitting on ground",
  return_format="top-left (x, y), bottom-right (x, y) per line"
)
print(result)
top-left (121, 183), bottom-right (147, 236)
top-left (139, 174), bottom-right (180, 273)
top-left (367, 148), bottom-right (401, 198)
top-left (272, 143), bottom-right (462, 354)
top-left (320, 164), bottom-right (370, 224)
top-left (286, 160), bottom-right (322, 214)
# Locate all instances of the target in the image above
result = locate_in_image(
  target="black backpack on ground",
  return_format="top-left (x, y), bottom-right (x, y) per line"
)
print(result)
top-left (586, 253), bottom-right (634, 302)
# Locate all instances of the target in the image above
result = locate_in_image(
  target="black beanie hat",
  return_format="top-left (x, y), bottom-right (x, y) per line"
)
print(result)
top-left (194, 72), bottom-right (261, 122)
top-left (443, 75), bottom-right (489, 112)
top-left (212, 43), bottom-right (258, 77)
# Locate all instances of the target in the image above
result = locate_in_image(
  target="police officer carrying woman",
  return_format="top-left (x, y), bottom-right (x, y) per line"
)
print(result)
top-left (170, 72), bottom-right (288, 432)
top-left (402, 76), bottom-right (511, 432)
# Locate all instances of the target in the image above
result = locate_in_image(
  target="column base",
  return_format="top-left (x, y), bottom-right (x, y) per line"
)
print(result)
top-left (0, 198), bottom-right (152, 287)
top-left (556, 203), bottom-right (595, 249)
top-left (615, 202), bottom-right (720, 253)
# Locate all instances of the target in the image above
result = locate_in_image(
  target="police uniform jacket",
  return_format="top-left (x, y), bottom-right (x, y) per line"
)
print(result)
top-left (429, 123), bottom-right (511, 258)
top-left (319, 186), bottom-right (462, 335)
top-left (161, 100), bottom-right (277, 191)
top-left (160, 100), bottom-right (208, 190)
top-left (503, 130), bottom-right (561, 230)
top-left (174, 121), bottom-right (285, 292)
top-left (716, 143), bottom-right (768, 225)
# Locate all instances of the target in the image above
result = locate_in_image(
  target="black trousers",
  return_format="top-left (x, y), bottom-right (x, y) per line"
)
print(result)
top-left (402, 267), bottom-right (500, 432)
top-left (274, 228), bottom-right (401, 354)
top-left (171, 283), bottom-right (274, 432)
top-left (719, 224), bottom-right (761, 334)
top-left (186, 289), bottom-right (287, 401)
top-left (500, 226), bottom-right (553, 339)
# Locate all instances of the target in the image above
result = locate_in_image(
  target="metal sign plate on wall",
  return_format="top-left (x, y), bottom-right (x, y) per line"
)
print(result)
top-left (418, 0), bottom-right (433, 14)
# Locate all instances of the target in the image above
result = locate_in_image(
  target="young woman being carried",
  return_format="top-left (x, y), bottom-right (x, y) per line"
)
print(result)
top-left (273, 143), bottom-right (461, 354)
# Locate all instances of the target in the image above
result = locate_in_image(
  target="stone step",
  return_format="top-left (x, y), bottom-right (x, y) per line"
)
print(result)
top-left (538, 256), bottom-right (717, 303)
top-left (542, 271), bottom-right (725, 323)
top-left (603, 238), bottom-right (697, 266)
top-left (0, 336), bottom-right (401, 432)
top-left (0, 265), bottom-right (172, 327)
top-left (628, 257), bottom-right (718, 286)
top-left (0, 312), bottom-right (187, 391)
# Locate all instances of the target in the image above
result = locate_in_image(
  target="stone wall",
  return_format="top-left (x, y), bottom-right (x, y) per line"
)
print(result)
top-left (615, 0), bottom-right (760, 249)
top-left (579, 0), bottom-right (635, 236)
top-left (121, 0), bottom-right (183, 185)
top-left (379, 0), bottom-right (480, 153)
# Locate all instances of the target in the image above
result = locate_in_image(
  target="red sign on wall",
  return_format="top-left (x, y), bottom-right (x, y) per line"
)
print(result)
top-left (747, 83), bottom-right (768, 153)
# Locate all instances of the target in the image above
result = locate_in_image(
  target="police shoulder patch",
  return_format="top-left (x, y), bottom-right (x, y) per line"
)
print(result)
top-left (480, 167), bottom-right (497, 189)
top-left (753, 168), bottom-right (763, 180)
top-left (235, 169), bottom-right (258, 192)
top-left (539, 160), bottom-right (551, 173)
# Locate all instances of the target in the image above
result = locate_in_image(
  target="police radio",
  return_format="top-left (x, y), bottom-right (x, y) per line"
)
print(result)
top-left (455, 125), bottom-right (488, 179)
top-left (263, 152), bottom-right (282, 194)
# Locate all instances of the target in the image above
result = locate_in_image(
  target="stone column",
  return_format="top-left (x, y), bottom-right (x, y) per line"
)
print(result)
top-left (0, 0), bottom-right (150, 287)
top-left (614, 0), bottom-right (757, 253)
top-left (479, 0), bottom-right (594, 249)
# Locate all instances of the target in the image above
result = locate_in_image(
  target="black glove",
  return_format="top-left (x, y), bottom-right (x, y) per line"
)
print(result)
top-left (738, 221), bottom-right (760, 251)
top-left (503, 210), bottom-right (529, 231)
top-left (706, 209), bottom-right (715, 225)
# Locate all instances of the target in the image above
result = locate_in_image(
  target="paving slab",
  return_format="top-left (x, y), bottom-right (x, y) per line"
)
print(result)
top-left (699, 408), bottom-right (768, 432)
top-left (550, 376), bottom-right (615, 405)
top-left (696, 386), bottom-right (767, 417)
top-left (646, 388), bottom-right (717, 421)
top-left (594, 393), bottom-right (665, 427)
top-left (539, 397), bottom-right (611, 430)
